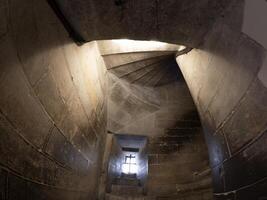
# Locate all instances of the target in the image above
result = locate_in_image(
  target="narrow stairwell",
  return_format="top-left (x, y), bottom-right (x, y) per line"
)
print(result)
top-left (147, 111), bottom-right (213, 199)
top-left (106, 174), bottom-right (145, 200)
top-left (100, 46), bottom-right (182, 87)
top-left (105, 134), bottom-right (149, 200)
top-left (99, 40), bottom-right (213, 199)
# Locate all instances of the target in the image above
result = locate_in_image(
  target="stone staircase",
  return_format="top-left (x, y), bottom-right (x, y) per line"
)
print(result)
top-left (147, 111), bottom-right (213, 199)
top-left (105, 194), bottom-right (147, 200)
top-left (106, 175), bottom-right (147, 200)
top-left (101, 50), bottom-right (182, 87)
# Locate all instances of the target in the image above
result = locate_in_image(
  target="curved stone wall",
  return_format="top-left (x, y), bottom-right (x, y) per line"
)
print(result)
top-left (0, 0), bottom-right (107, 199)
top-left (177, 17), bottom-right (267, 200)
top-left (51, 0), bottom-right (233, 47)
top-left (1, 0), bottom-right (267, 199)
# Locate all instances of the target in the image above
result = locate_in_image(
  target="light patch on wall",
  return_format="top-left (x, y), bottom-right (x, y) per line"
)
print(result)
top-left (112, 39), bottom-right (185, 50)
top-left (97, 39), bottom-right (186, 55)
top-left (242, 0), bottom-right (267, 49)
top-left (258, 54), bottom-right (267, 88)
top-left (112, 39), bottom-right (185, 51)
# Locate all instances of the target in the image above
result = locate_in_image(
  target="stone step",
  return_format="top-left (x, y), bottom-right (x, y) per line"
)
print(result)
top-left (154, 59), bottom-right (180, 86)
top-left (109, 55), bottom-right (172, 78)
top-left (111, 184), bottom-right (144, 196)
top-left (148, 153), bottom-right (209, 165)
top-left (165, 127), bottom-right (201, 136)
top-left (150, 188), bottom-right (213, 200)
top-left (103, 49), bottom-right (179, 87)
top-left (141, 59), bottom-right (179, 87)
top-left (144, 67), bottom-right (168, 87)
top-left (148, 143), bottom-right (205, 154)
top-left (149, 135), bottom-right (196, 145)
top-left (105, 193), bottom-right (147, 200)
top-left (167, 120), bottom-right (201, 129)
top-left (150, 66), bottom-right (170, 87)
top-left (123, 62), bottom-right (161, 83)
top-left (133, 64), bottom-right (163, 85)
top-left (114, 177), bottom-right (141, 186)
top-left (103, 51), bottom-right (175, 69)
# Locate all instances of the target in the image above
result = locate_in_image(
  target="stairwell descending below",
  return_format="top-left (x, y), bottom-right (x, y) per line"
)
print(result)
top-left (105, 135), bottom-right (148, 200)
top-left (1, 1), bottom-right (267, 199)
top-left (98, 40), bottom-right (213, 200)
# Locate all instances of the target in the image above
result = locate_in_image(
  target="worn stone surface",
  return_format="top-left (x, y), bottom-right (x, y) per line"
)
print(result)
top-left (0, 0), bottom-right (107, 198)
top-left (107, 73), bottom-right (160, 134)
top-left (99, 40), bottom-right (212, 199)
top-left (258, 54), bottom-right (267, 88)
top-left (223, 79), bottom-right (267, 153)
top-left (242, 0), bottom-right (267, 49)
top-left (101, 41), bottom-right (181, 87)
top-left (147, 119), bottom-right (212, 199)
top-left (54, 0), bottom-right (233, 47)
top-left (177, 8), bottom-right (267, 199)
top-left (109, 79), bottom-right (198, 138)
top-left (0, 169), bottom-right (6, 199)
top-left (1, 0), bottom-right (267, 199)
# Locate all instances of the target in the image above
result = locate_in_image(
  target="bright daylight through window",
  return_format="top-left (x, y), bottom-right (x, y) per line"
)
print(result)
top-left (122, 154), bottom-right (137, 174)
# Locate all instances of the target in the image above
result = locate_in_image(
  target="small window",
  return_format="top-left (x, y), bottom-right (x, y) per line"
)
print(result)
top-left (122, 154), bottom-right (137, 174)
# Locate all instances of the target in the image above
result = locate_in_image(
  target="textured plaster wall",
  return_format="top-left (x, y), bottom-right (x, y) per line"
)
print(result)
top-left (0, 0), bottom-right (107, 199)
top-left (177, 16), bottom-right (267, 200)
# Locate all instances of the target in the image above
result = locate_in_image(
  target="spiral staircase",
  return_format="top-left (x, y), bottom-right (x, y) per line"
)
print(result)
top-left (98, 40), bottom-right (187, 87)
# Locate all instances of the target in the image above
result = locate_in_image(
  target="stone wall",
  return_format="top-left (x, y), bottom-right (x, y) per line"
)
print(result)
top-left (147, 107), bottom-right (212, 200)
top-left (177, 16), bottom-right (267, 200)
top-left (0, 0), bottom-right (107, 199)
top-left (106, 136), bottom-right (123, 193)
top-left (138, 144), bottom-right (148, 193)
top-left (52, 0), bottom-right (233, 47)
top-left (1, 0), bottom-right (266, 199)
top-left (107, 73), bottom-right (160, 135)
top-left (242, 0), bottom-right (267, 49)
top-left (98, 133), bottom-right (114, 199)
